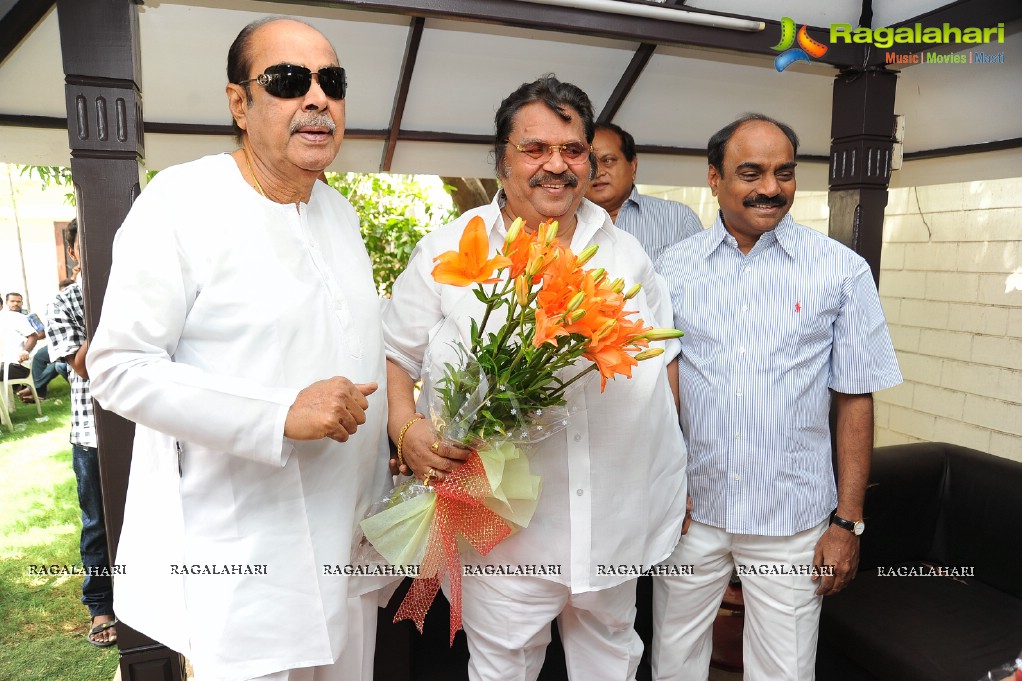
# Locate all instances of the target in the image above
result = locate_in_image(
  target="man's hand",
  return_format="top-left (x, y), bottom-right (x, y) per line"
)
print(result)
top-left (682, 495), bottom-right (694, 535)
top-left (812, 524), bottom-right (860, 595)
top-left (396, 418), bottom-right (472, 482)
top-left (284, 377), bottom-right (377, 443)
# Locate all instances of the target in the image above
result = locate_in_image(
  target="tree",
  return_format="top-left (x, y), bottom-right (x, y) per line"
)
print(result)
top-left (441, 176), bottom-right (498, 215)
top-left (325, 172), bottom-right (455, 295)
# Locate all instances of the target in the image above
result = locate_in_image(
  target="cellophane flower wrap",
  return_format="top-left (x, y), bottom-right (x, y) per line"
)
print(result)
top-left (360, 215), bottom-right (682, 643)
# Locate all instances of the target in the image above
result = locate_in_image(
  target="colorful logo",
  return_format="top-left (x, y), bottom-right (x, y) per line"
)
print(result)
top-left (772, 17), bottom-right (828, 72)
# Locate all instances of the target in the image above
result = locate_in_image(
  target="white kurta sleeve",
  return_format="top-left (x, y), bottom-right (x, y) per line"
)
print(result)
top-left (87, 174), bottom-right (298, 467)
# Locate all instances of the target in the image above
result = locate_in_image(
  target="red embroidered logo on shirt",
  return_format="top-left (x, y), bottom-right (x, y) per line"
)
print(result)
top-left (795, 302), bottom-right (801, 313)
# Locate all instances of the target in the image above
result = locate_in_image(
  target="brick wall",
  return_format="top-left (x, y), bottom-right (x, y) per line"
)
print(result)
top-left (876, 179), bottom-right (1021, 461)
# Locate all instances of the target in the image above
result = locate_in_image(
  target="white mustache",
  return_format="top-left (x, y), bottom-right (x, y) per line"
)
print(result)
top-left (290, 114), bottom-right (336, 135)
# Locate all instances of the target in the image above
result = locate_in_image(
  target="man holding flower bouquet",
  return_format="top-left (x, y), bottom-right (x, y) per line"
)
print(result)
top-left (381, 75), bottom-right (688, 680)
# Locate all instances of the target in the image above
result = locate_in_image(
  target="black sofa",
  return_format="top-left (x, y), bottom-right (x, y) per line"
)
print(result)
top-left (817, 442), bottom-right (1022, 681)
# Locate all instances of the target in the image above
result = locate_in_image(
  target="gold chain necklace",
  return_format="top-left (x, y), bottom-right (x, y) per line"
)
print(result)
top-left (242, 146), bottom-right (267, 198)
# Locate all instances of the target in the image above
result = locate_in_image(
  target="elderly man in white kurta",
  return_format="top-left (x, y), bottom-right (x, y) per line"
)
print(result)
top-left (87, 17), bottom-right (391, 681)
top-left (384, 75), bottom-right (687, 681)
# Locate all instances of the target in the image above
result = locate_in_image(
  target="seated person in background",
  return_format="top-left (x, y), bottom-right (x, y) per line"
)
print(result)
top-left (1, 292), bottom-right (39, 380)
top-left (19, 278), bottom-right (76, 402)
top-left (585, 122), bottom-right (702, 262)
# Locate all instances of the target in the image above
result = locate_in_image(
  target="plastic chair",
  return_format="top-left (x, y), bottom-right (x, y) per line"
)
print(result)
top-left (1, 357), bottom-right (43, 432)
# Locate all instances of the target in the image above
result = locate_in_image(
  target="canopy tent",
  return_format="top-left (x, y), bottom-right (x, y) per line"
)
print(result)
top-left (1, 1), bottom-right (1019, 679)
top-left (2, 0), bottom-right (1020, 190)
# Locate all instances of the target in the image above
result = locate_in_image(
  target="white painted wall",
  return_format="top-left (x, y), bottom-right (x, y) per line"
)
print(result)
top-left (876, 178), bottom-right (1021, 461)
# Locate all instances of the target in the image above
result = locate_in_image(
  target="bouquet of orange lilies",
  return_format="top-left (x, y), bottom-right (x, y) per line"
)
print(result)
top-left (360, 214), bottom-right (681, 642)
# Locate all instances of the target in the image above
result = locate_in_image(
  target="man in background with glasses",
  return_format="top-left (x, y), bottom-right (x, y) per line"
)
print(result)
top-left (88, 16), bottom-right (391, 681)
top-left (384, 74), bottom-right (688, 680)
top-left (586, 122), bottom-right (703, 263)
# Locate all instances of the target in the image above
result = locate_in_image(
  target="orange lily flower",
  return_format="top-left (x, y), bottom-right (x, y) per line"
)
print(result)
top-left (432, 216), bottom-right (511, 287)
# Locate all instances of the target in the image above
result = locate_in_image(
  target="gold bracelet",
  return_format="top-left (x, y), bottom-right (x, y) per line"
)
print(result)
top-left (396, 414), bottom-right (424, 469)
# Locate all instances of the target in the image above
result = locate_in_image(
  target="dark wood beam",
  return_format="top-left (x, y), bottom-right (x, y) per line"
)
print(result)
top-left (0, 0), bottom-right (54, 67)
top-left (258, 0), bottom-right (858, 67)
top-left (903, 136), bottom-right (1022, 160)
top-left (56, 0), bottom-right (186, 677)
top-left (598, 43), bottom-right (655, 124)
top-left (827, 67), bottom-right (899, 286)
top-left (380, 15), bottom-right (423, 171)
top-left (597, 0), bottom-right (687, 123)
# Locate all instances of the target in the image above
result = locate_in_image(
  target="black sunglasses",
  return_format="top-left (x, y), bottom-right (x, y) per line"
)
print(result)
top-left (238, 63), bottom-right (347, 100)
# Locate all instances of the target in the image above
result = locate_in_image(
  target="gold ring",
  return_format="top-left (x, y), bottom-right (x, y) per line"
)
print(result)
top-left (430, 440), bottom-right (440, 454)
top-left (424, 467), bottom-right (436, 487)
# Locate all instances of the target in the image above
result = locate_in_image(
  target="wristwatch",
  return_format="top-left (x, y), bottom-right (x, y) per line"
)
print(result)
top-left (830, 512), bottom-right (865, 536)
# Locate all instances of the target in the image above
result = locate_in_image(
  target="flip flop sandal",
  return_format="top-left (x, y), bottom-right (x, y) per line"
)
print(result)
top-left (86, 618), bottom-right (118, 648)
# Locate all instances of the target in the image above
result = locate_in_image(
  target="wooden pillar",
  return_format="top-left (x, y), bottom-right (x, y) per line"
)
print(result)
top-left (827, 66), bottom-right (898, 286)
top-left (56, 1), bottom-right (186, 678)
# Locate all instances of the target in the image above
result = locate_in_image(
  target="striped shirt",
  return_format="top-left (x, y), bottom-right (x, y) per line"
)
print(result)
top-left (46, 283), bottom-right (96, 448)
top-left (656, 212), bottom-right (902, 536)
top-left (614, 186), bottom-right (703, 262)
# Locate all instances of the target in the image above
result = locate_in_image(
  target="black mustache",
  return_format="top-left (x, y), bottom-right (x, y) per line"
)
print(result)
top-left (743, 194), bottom-right (787, 208)
top-left (530, 172), bottom-right (579, 188)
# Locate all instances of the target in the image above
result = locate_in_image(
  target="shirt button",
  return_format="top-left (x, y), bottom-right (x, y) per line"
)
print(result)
top-left (573, 433), bottom-right (582, 442)
top-left (576, 489), bottom-right (584, 496)
top-left (734, 474), bottom-right (741, 482)
top-left (738, 347), bottom-right (746, 354)
top-left (742, 306), bottom-right (749, 313)
top-left (735, 391), bottom-right (743, 397)
top-left (735, 433), bottom-right (742, 440)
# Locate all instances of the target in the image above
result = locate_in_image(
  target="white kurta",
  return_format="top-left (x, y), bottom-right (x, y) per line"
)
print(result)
top-left (88, 154), bottom-right (391, 681)
top-left (384, 196), bottom-right (688, 593)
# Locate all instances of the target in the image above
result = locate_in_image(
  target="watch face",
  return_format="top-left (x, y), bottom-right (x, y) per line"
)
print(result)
top-left (853, 520), bottom-right (865, 536)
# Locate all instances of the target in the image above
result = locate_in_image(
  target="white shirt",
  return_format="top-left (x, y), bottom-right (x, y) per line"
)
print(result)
top-left (384, 195), bottom-right (687, 592)
top-left (88, 154), bottom-right (392, 681)
top-left (0, 308), bottom-right (35, 363)
top-left (656, 212), bottom-right (902, 536)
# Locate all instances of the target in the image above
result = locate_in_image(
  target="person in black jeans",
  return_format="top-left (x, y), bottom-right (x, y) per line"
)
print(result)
top-left (46, 221), bottom-right (116, 647)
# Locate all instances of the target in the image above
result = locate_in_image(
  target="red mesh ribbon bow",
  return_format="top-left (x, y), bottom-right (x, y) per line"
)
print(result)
top-left (394, 452), bottom-right (512, 644)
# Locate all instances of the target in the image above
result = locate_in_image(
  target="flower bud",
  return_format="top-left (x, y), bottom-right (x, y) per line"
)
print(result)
top-left (623, 283), bottom-right (642, 300)
top-left (504, 217), bottom-right (523, 245)
top-left (515, 276), bottom-right (530, 307)
top-left (567, 309), bottom-right (587, 323)
top-left (565, 291), bottom-right (585, 314)
top-left (643, 328), bottom-right (685, 340)
top-left (574, 244), bottom-right (599, 267)
top-left (590, 268), bottom-right (607, 284)
top-left (609, 277), bottom-right (625, 294)
top-left (594, 319), bottom-right (617, 341)
top-left (543, 220), bottom-right (559, 245)
top-left (634, 348), bottom-right (665, 361)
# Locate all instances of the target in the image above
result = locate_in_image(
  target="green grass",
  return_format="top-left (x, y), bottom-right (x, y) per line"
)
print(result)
top-left (0, 380), bottom-right (119, 681)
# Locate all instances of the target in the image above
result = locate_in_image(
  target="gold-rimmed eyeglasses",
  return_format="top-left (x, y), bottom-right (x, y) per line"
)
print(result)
top-left (506, 140), bottom-right (592, 164)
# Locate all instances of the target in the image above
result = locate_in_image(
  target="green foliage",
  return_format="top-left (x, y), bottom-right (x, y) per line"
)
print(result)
top-left (19, 165), bottom-right (75, 205)
top-left (325, 172), bottom-right (456, 295)
top-left (19, 165), bottom-right (158, 207)
top-left (20, 164), bottom-right (455, 296)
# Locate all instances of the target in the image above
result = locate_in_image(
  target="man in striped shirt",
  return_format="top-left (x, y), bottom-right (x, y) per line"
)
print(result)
top-left (651, 114), bottom-right (902, 681)
top-left (585, 122), bottom-right (703, 262)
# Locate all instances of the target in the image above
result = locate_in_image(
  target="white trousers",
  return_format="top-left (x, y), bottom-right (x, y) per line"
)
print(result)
top-left (244, 592), bottom-right (379, 681)
top-left (458, 575), bottom-right (643, 681)
top-left (651, 519), bottom-right (828, 681)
